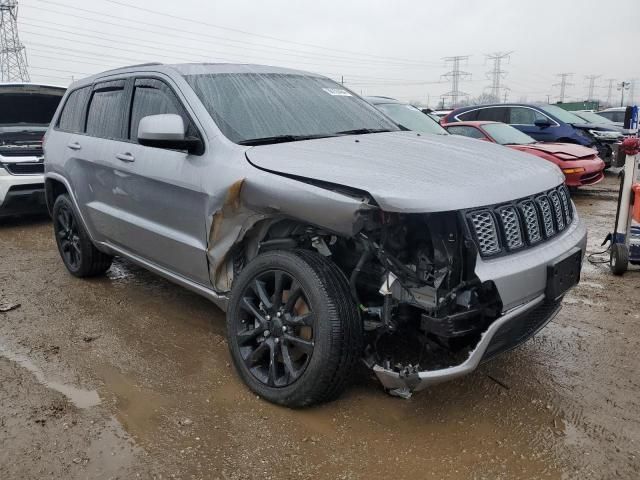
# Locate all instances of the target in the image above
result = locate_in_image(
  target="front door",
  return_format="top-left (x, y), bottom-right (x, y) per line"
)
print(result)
top-left (106, 77), bottom-right (210, 286)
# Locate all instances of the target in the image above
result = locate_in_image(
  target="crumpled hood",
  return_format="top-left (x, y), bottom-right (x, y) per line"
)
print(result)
top-left (518, 142), bottom-right (598, 159)
top-left (572, 122), bottom-right (624, 133)
top-left (246, 132), bottom-right (564, 212)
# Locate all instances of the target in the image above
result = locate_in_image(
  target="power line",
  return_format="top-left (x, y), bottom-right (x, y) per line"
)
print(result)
top-left (25, 0), bottom-right (441, 68)
top-left (441, 55), bottom-right (471, 108)
top-left (0, 0), bottom-right (29, 81)
top-left (604, 78), bottom-right (616, 106)
top-left (553, 73), bottom-right (574, 102)
top-left (584, 74), bottom-right (600, 101)
top-left (485, 51), bottom-right (512, 102)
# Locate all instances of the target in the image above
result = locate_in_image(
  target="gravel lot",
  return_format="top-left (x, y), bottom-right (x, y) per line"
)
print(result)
top-left (1, 173), bottom-right (639, 479)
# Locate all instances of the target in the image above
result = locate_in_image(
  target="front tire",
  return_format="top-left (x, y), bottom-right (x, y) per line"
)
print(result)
top-left (227, 249), bottom-right (362, 407)
top-left (52, 194), bottom-right (112, 277)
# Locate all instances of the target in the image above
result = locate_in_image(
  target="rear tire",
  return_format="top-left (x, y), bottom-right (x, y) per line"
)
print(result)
top-left (610, 243), bottom-right (629, 276)
top-left (52, 194), bottom-right (112, 277)
top-left (227, 249), bottom-right (362, 407)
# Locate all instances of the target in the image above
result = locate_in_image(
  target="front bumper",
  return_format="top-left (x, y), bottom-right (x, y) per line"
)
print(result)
top-left (563, 158), bottom-right (605, 187)
top-left (0, 169), bottom-right (46, 217)
top-left (373, 211), bottom-right (587, 395)
top-left (374, 294), bottom-right (560, 392)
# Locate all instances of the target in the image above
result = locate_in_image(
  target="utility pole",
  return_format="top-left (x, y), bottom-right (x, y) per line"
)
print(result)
top-left (0, 0), bottom-right (29, 82)
top-left (485, 51), bottom-right (512, 103)
top-left (441, 55), bottom-right (471, 108)
top-left (553, 73), bottom-right (574, 103)
top-left (605, 78), bottom-right (616, 106)
top-left (584, 74), bottom-right (601, 101)
top-left (618, 81), bottom-right (631, 107)
top-left (630, 79), bottom-right (637, 106)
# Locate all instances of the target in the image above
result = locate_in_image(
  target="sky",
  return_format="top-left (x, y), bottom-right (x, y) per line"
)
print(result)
top-left (13, 0), bottom-right (640, 107)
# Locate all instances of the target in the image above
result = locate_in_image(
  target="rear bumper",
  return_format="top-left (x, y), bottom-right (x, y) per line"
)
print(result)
top-left (0, 171), bottom-right (46, 217)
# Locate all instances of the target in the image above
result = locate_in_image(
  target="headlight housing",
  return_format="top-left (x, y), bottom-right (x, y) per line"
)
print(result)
top-left (588, 129), bottom-right (622, 141)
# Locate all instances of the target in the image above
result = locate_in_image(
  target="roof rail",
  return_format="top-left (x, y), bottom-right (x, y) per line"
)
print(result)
top-left (95, 62), bottom-right (163, 76)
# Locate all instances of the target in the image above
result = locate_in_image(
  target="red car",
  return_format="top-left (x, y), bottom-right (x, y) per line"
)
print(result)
top-left (443, 121), bottom-right (605, 187)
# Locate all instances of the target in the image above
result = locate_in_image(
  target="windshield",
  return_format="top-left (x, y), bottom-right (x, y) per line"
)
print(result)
top-left (575, 111), bottom-right (614, 124)
top-left (539, 104), bottom-right (586, 124)
top-left (184, 73), bottom-right (399, 144)
top-left (0, 93), bottom-right (64, 127)
top-left (483, 123), bottom-right (537, 145)
top-left (376, 103), bottom-right (448, 135)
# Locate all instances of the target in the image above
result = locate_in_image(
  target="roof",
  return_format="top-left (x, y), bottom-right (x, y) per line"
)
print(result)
top-left (70, 62), bottom-right (324, 88)
top-left (364, 96), bottom-right (402, 105)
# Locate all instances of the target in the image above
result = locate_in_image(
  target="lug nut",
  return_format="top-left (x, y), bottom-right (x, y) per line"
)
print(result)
top-left (282, 326), bottom-right (287, 332)
top-left (274, 338), bottom-right (280, 344)
top-left (263, 330), bottom-right (270, 337)
top-left (276, 312), bottom-right (281, 318)
top-left (265, 315), bottom-right (271, 321)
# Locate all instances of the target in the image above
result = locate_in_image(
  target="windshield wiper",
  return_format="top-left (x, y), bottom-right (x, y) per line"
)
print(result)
top-left (238, 134), bottom-right (335, 146)
top-left (335, 128), bottom-right (393, 136)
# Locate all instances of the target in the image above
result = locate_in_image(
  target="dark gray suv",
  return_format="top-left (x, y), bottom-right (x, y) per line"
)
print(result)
top-left (44, 63), bottom-right (586, 406)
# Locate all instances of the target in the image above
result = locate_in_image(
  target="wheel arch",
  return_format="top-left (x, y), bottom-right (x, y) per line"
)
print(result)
top-left (45, 177), bottom-right (69, 215)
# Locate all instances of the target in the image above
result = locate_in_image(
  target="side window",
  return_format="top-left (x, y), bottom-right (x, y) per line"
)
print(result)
top-left (611, 111), bottom-right (625, 123)
top-left (475, 107), bottom-right (507, 122)
top-left (446, 125), bottom-right (486, 139)
top-left (57, 87), bottom-right (90, 133)
top-left (508, 107), bottom-right (547, 125)
top-left (129, 79), bottom-right (196, 141)
top-left (86, 81), bottom-right (127, 140)
top-left (457, 110), bottom-right (479, 121)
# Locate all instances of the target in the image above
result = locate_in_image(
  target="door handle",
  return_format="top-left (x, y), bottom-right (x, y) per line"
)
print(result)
top-left (115, 152), bottom-right (135, 163)
top-left (67, 142), bottom-right (81, 151)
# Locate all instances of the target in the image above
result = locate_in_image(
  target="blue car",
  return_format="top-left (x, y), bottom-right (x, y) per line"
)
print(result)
top-left (442, 103), bottom-right (622, 167)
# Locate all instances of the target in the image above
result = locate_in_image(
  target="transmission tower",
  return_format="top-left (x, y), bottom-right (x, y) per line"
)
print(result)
top-left (604, 78), bottom-right (616, 106)
top-left (553, 73), bottom-right (574, 102)
top-left (441, 55), bottom-right (471, 108)
top-left (485, 51), bottom-right (512, 102)
top-left (0, 0), bottom-right (29, 82)
top-left (584, 74), bottom-right (600, 101)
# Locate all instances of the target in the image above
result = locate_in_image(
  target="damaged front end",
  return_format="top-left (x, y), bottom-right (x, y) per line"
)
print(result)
top-left (331, 210), bottom-right (508, 398)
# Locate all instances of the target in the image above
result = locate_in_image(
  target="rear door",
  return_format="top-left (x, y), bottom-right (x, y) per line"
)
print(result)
top-left (507, 106), bottom-right (558, 142)
top-left (108, 77), bottom-right (210, 285)
top-left (77, 79), bottom-right (132, 244)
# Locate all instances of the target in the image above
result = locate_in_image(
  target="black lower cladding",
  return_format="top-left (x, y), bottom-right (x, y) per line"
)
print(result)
top-left (0, 184), bottom-right (46, 217)
top-left (481, 299), bottom-right (562, 363)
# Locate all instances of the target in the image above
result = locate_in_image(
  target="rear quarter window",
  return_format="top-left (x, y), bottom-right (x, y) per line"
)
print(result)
top-left (57, 87), bottom-right (91, 133)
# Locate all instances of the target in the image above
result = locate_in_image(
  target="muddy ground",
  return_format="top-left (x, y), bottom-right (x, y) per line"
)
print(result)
top-left (1, 173), bottom-right (639, 480)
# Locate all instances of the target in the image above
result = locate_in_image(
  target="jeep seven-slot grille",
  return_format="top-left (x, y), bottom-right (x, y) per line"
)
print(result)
top-left (466, 185), bottom-right (573, 257)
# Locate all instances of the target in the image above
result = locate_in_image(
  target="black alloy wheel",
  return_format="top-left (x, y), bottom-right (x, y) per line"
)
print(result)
top-left (234, 270), bottom-right (315, 387)
top-left (55, 204), bottom-right (82, 270)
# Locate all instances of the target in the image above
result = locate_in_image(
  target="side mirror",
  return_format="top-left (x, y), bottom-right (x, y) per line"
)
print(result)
top-left (137, 114), bottom-right (202, 154)
top-left (534, 118), bottom-right (552, 128)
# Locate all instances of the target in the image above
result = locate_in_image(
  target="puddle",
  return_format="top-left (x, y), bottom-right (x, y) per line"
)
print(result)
top-left (0, 343), bottom-right (101, 408)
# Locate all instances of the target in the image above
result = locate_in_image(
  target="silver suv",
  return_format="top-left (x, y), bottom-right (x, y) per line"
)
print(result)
top-left (44, 63), bottom-right (586, 406)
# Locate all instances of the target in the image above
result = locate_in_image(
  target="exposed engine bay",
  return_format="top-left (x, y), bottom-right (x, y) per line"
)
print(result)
top-left (247, 209), bottom-right (504, 398)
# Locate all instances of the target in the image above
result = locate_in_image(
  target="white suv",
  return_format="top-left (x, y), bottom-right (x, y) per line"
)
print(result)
top-left (0, 83), bottom-right (65, 218)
